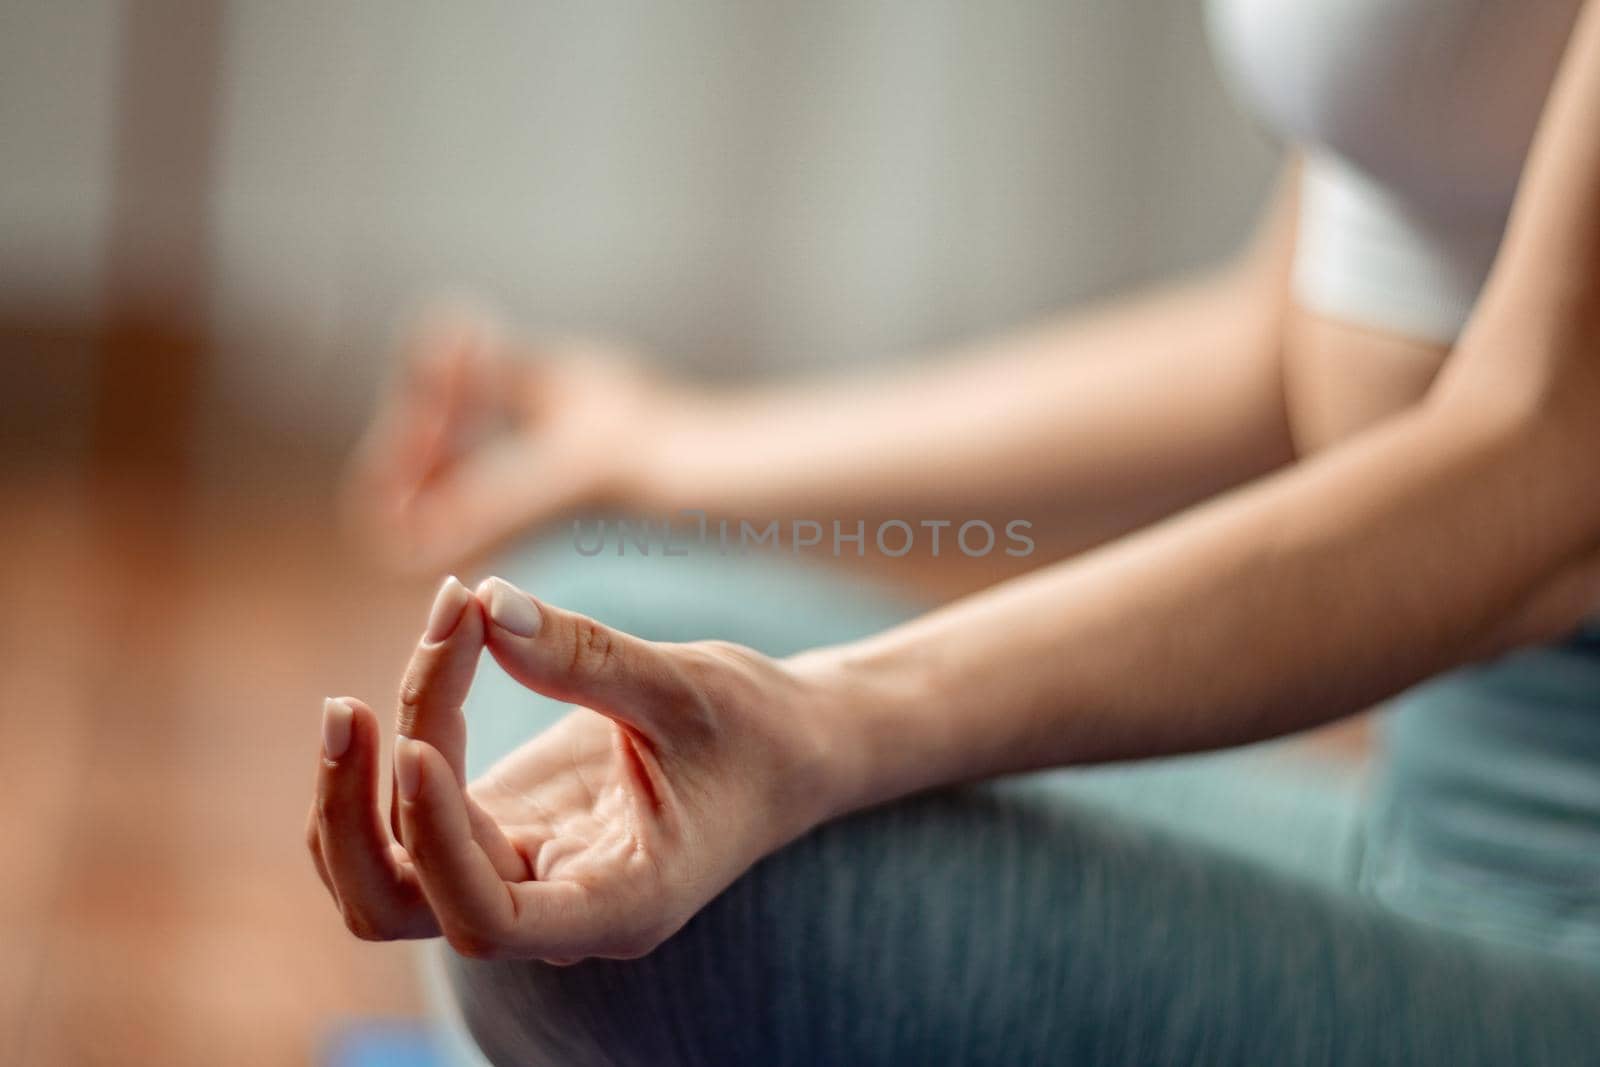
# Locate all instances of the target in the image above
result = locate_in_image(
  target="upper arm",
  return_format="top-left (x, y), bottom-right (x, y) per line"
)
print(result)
top-left (1443, 0), bottom-right (1600, 435)
top-left (1403, 0), bottom-right (1600, 601)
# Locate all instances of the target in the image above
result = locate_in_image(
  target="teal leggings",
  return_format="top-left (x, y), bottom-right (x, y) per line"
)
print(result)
top-left (428, 542), bottom-right (1600, 1066)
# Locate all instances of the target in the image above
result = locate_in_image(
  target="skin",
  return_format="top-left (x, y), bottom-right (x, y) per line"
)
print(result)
top-left (312, 0), bottom-right (1600, 962)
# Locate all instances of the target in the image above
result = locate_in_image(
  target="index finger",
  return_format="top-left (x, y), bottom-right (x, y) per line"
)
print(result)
top-left (397, 575), bottom-right (485, 782)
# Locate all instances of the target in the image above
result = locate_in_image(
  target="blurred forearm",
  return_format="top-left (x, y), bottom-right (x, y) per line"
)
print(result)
top-left (633, 175), bottom-right (1300, 548)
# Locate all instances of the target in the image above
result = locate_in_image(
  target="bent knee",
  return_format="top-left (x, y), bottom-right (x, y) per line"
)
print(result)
top-left (440, 789), bottom-right (1065, 1066)
top-left (443, 858), bottom-right (798, 1067)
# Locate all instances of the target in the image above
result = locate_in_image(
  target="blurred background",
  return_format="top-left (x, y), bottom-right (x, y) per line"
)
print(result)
top-left (1, 1), bottom-right (1277, 1064)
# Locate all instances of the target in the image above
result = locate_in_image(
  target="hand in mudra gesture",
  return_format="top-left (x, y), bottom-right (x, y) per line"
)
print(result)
top-left (307, 576), bottom-right (842, 961)
top-left (344, 304), bottom-right (673, 574)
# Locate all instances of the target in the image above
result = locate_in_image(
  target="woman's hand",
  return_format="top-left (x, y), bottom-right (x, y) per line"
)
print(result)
top-left (306, 576), bottom-right (849, 961)
top-left (345, 304), bottom-right (679, 573)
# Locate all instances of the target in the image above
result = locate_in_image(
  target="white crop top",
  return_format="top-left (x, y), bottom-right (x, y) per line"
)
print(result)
top-left (1205, 0), bottom-right (1583, 343)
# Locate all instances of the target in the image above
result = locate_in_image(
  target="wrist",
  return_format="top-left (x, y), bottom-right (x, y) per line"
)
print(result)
top-left (785, 635), bottom-right (944, 821)
top-left (621, 385), bottom-right (727, 516)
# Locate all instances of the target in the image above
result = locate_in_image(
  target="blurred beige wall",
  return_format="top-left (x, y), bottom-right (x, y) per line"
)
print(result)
top-left (0, 1), bottom-right (123, 463)
top-left (0, 0), bottom-right (1280, 485)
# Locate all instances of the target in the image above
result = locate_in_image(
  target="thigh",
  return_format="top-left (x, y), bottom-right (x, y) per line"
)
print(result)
top-left (446, 772), bottom-right (1600, 1067)
top-left (1047, 747), bottom-right (1366, 890)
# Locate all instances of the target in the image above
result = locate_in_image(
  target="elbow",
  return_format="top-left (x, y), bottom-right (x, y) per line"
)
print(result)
top-left (1429, 315), bottom-right (1600, 486)
top-left (1413, 384), bottom-right (1600, 659)
top-left (1424, 338), bottom-right (1600, 651)
top-left (1434, 286), bottom-right (1600, 450)
top-left (1430, 318), bottom-right (1600, 508)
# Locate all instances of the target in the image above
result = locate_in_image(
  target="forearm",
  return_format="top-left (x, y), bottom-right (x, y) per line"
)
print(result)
top-left (802, 383), bottom-right (1600, 813)
top-left (638, 263), bottom-right (1293, 542)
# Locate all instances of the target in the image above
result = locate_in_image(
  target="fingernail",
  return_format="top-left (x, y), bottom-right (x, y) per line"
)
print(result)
top-left (481, 576), bottom-right (541, 637)
top-left (423, 575), bottom-right (472, 642)
top-left (322, 697), bottom-right (353, 760)
top-left (395, 737), bottom-right (422, 800)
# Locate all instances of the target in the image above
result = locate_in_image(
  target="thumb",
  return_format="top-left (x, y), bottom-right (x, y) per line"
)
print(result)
top-left (474, 576), bottom-right (689, 740)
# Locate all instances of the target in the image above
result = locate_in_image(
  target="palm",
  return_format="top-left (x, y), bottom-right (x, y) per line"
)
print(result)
top-left (468, 709), bottom-right (660, 887)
